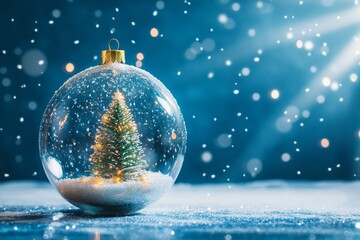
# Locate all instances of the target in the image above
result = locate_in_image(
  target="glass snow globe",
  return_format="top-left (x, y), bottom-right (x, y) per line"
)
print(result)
top-left (39, 39), bottom-right (187, 215)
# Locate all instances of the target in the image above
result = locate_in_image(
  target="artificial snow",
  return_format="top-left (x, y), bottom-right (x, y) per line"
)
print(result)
top-left (55, 171), bottom-right (173, 214)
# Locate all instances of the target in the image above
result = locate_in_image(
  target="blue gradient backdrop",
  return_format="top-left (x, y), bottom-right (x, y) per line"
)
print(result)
top-left (1, 0), bottom-right (360, 182)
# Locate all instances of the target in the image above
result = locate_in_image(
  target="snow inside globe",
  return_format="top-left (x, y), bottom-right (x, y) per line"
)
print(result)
top-left (39, 39), bottom-right (187, 215)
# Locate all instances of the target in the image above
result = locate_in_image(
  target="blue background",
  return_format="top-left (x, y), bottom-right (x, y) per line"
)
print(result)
top-left (1, 0), bottom-right (360, 183)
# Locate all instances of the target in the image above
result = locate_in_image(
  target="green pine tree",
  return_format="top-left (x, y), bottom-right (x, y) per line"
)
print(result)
top-left (90, 89), bottom-right (148, 182)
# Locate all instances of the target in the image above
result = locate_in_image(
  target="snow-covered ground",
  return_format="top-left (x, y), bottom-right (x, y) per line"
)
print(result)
top-left (1, 181), bottom-right (360, 239)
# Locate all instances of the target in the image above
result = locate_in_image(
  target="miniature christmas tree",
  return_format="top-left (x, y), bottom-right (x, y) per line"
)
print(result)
top-left (90, 89), bottom-right (148, 182)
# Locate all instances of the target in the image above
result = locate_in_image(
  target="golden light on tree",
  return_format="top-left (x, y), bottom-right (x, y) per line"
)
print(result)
top-left (89, 89), bottom-right (148, 182)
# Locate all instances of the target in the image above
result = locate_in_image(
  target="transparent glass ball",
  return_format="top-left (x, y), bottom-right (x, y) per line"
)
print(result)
top-left (39, 63), bottom-right (186, 215)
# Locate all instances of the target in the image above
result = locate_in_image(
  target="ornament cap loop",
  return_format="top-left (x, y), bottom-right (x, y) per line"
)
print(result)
top-left (102, 38), bottom-right (126, 64)
top-left (108, 38), bottom-right (120, 50)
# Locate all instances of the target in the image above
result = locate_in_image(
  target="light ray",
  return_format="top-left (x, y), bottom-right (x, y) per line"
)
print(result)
top-left (180, 6), bottom-right (360, 80)
top-left (234, 32), bottom-right (360, 179)
top-left (281, 6), bottom-right (360, 39)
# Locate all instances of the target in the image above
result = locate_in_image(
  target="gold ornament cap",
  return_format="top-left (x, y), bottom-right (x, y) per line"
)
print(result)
top-left (101, 38), bottom-right (126, 64)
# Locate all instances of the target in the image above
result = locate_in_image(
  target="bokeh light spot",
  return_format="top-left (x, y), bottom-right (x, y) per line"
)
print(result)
top-left (201, 151), bottom-right (212, 163)
top-left (248, 28), bottom-right (256, 37)
top-left (322, 77), bottom-right (331, 87)
top-left (350, 73), bottom-right (358, 82)
top-left (156, 1), bottom-right (165, 10)
top-left (281, 153), bottom-right (291, 162)
top-left (304, 41), bottom-right (314, 51)
top-left (52, 9), bottom-right (61, 18)
top-left (65, 63), bottom-right (75, 73)
top-left (217, 134), bottom-right (232, 148)
top-left (316, 95), bottom-right (326, 104)
top-left (321, 138), bottom-right (330, 148)
top-left (276, 117), bottom-right (292, 133)
top-left (270, 89), bottom-right (280, 99)
top-left (241, 67), bottom-right (250, 76)
top-left (150, 28), bottom-right (159, 37)
top-left (296, 40), bottom-right (303, 48)
top-left (2, 78), bottom-right (11, 87)
top-left (21, 49), bottom-right (47, 77)
top-left (252, 93), bottom-right (260, 101)
top-left (232, 2), bottom-right (240, 11)
top-left (136, 53), bottom-right (144, 61)
top-left (247, 158), bottom-right (262, 177)
top-left (136, 61), bottom-right (142, 67)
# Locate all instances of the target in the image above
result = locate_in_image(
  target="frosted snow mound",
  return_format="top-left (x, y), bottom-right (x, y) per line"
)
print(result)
top-left (55, 171), bottom-right (173, 208)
